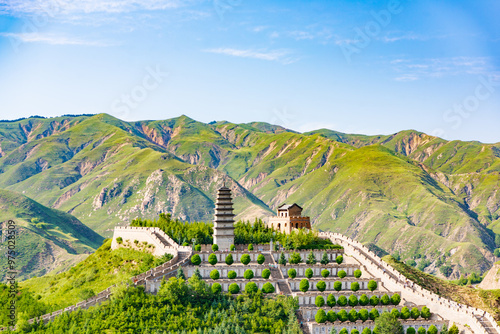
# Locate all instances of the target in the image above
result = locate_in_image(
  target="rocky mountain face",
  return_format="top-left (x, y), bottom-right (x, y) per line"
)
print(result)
top-left (0, 114), bottom-right (499, 278)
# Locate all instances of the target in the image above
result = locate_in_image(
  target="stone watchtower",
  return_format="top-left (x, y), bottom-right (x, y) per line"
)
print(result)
top-left (213, 185), bottom-right (235, 250)
top-left (267, 203), bottom-right (311, 234)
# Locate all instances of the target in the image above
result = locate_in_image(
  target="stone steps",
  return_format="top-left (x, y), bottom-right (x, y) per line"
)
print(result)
top-left (475, 315), bottom-right (498, 334)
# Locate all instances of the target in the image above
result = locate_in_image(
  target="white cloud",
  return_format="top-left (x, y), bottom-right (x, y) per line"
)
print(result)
top-left (0, 32), bottom-right (116, 46)
top-left (203, 48), bottom-right (298, 64)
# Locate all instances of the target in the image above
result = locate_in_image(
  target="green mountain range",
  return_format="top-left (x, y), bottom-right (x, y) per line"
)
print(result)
top-left (0, 188), bottom-right (104, 281)
top-left (0, 114), bottom-right (499, 278)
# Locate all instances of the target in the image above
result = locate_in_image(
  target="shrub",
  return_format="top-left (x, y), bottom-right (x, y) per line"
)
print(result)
top-left (390, 308), bottom-right (400, 318)
top-left (300, 279), bottom-right (310, 292)
top-left (334, 281), bottom-right (342, 291)
top-left (400, 307), bottom-right (410, 320)
top-left (182, 242), bottom-right (189, 246)
top-left (244, 269), bottom-right (254, 280)
top-left (421, 306), bottom-right (431, 319)
top-left (391, 293), bottom-right (401, 305)
top-left (230, 244), bottom-right (235, 251)
top-left (190, 254), bottom-right (201, 265)
top-left (228, 270), bottom-right (237, 279)
top-left (351, 330), bottom-right (359, 334)
top-left (368, 280), bottom-right (378, 291)
top-left (315, 295), bottom-right (325, 307)
top-left (210, 269), bottom-right (220, 280)
top-left (369, 308), bottom-right (379, 321)
top-left (406, 328), bottom-right (416, 334)
top-left (262, 269), bottom-right (271, 279)
top-left (337, 309), bottom-right (348, 322)
top-left (228, 283), bottom-right (240, 294)
top-left (359, 294), bottom-right (369, 306)
top-left (380, 294), bottom-right (390, 305)
top-left (194, 244), bottom-right (201, 251)
top-left (327, 294), bottom-right (336, 307)
top-left (348, 294), bottom-right (358, 307)
top-left (208, 254), bottom-right (218, 265)
top-left (212, 244), bottom-right (218, 251)
top-left (316, 280), bottom-right (326, 292)
top-left (320, 251), bottom-right (329, 264)
top-left (337, 270), bottom-right (347, 278)
top-left (288, 268), bottom-right (297, 279)
top-left (257, 254), bottom-right (265, 264)
top-left (306, 250), bottom-right (317, 264)
top-left (248, 243), bottom-right (254, 251)
top-left (321, 269), bottom-right (330, 278)
top-left (417, 327), bottom-right (426, 334)
top-left (262, 282), bottom-right (275, 293)
top-left (116, 237), bottom-right (123, 244)
top-left (278, 252), bottom-right (287, 265)
top-left (134, 240), bottom-right (139, 244)
top-left (289, 252), bottom-right (302, 264)
top-left (225, 253), bottom-right (234, 265)
top-left (354, 269), bottom-right (362, 278)
top-left (369, 295), bottom-right (379, 306)
top-left (327, 310), bottom-right (337, 322)
top-left (410, 307), bottom-right (420, 320)
top-left (336, 255), bottom-right (343, 264)
top-left (359, 309), bottom-right (369, 322)
top-left (211, 283), bottom-right (221, 294)
top-left (427, 325), bottom-right (437, 334)
top-left (351, 282), bottom-right (360, 292)
top-left (305, 268), bottom-right (313, 278)
top-left (315, 309), bottom-right (327, 323)
top-left (448, 324), bottom-right (459, 334)
top-left (245, 282), bottom-right (258, 294)
top-left (240, 254), bottom-right (251, 265)
top-left (362, 328), bottom-right (372, 334)
top-left (339, 329), bottom-right (348, 334)
top-left (337, 295), bottom-right (348, 307)
top-left (348, 309), bottom-right (358, 322)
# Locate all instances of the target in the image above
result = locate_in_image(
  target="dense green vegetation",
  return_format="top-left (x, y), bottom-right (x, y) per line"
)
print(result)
top-left (8, 276), bottom-right (299, 333)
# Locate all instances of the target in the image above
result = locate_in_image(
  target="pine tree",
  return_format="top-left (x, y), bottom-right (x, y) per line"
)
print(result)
top-left (194, 268), bottom-right (202, 279)
top-left (306, 250), bottom-right (316, 264)
top-left (320, 251), bottom-right (329, 265)
top-left (176, 266), bottom-right (186, 280)
top-left (278, 252), bottom-right (287, 265)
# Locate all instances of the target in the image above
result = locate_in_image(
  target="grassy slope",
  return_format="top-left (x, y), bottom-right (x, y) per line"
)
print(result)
top-left (0, 189), bottom-right (104, 281)
top-left (383, 255), bottom-right (500, 321)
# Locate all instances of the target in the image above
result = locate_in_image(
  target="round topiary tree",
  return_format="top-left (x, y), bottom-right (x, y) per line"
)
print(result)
top-left (315, 295), bottom-right (325, 307)
top-left (228, 283), bottom-right (240, 294)
top-left (300, 279), bottom-right (310, 292)
top-left (339, 329), bottom-right (348, 334)
top-left (257, 254), bottom-right (265, 264)
top-left (230, 244), bottom-right (235, 251)
top-left (368, 280), bottom-right (378, 291)
top-left (208, 253), bottom-right (218, 266)
top-left (289, 252), bottom-right (302, 264)
top-left (351, 282), bottom-right (360, 292)
top-left (210, 269), bottom-right (220, 280)
top-left (240, 254), bottom-right (251, 265)
top-left (248, 244), bottom-right (254, 251)
top-left (228, 270), bottom-right (237, 279)
top-left (421, 306), bottom-right (431, 319)
top-left (305, 268), bottom-right (313, 278)
top-left (352, 329), bottom-right (360, 334)
top-left (336, 255), bottom-right (343, 264)
top-left (212, 244), bottom-right (219, 252)
top-left (321, 269), bottom-right (330, 278)
top-left (400, 307), bottom-right (410, 320)
top-left (262, 282), bottom-right (275, 293)
top-left (262, 268), bottom-right (271, 279)
top-left (194, 244), bottom-right (201, 251)
top-left (406, 328), bottom-right (416, 334)
top-left (316, 280), bottom-right (326, 292)
top-left (390, 308), bottom-right (400, 318)
top-left (359, 294), bottom-right (369, 306)
top-left (417, 327), bottom-right (426, 334)
top-left (211, 283), bottom-right (221, 294)
top-left (334, 281), bottom-right (342, 291)
top-left (391, 293), bottom-right (401, 305)
top-left (354, 269), bottom-right (362, 278)
top-left (288, 268), bottom-right (297, 279)
top-left (410, 307), bottom-right (420, 320)
top-left (362, 328), bottom-right (372, 334)
top-left (348, 309), bottom-right (358, 322)
top-left (244, 269), bottom-right (254, 280)
top-left (337, 309), bottom-right (348, 322)
top-left (359, 309), bottom-right (369, 322)
top-left (337, 295), bottom-right (348, 307)
top-left (225, 253), bottom-right (234, 265)
top-left (245, 282), bottom-right (258, 294)
top-left (369, 295), bottom-right (379, 306)
top-left (369, 308), bottom-right (379, 321)
top-left (348, 294), bottom-right (358, 307)
top-left (380, 294), bottom-right (390, 305)
top-left (315, 309), bottom-right (327, 323)
top-left (278, 252), bottom-right (287, 265)
top-left (337, 270), bottom-right (347, 278)
top-left (327, 294), bottom-right (336, 307)
top-left (190, 254), bottom-right (201, 266)
top-left (327, 310), bottom-right (337, 322)
top-left (427, 325), bottom-right (437, 334)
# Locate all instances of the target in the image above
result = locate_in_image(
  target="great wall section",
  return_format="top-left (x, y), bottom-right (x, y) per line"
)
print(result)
top-left (4, 225), bottom-right (499, 334)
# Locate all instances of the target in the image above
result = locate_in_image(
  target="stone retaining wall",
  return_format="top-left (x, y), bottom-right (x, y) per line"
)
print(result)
top-left (308, 319), bottom-right (447, 334)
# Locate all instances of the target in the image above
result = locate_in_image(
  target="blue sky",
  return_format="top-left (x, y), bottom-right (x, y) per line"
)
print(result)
top-left (0, 0), bottom-right (499, 142)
